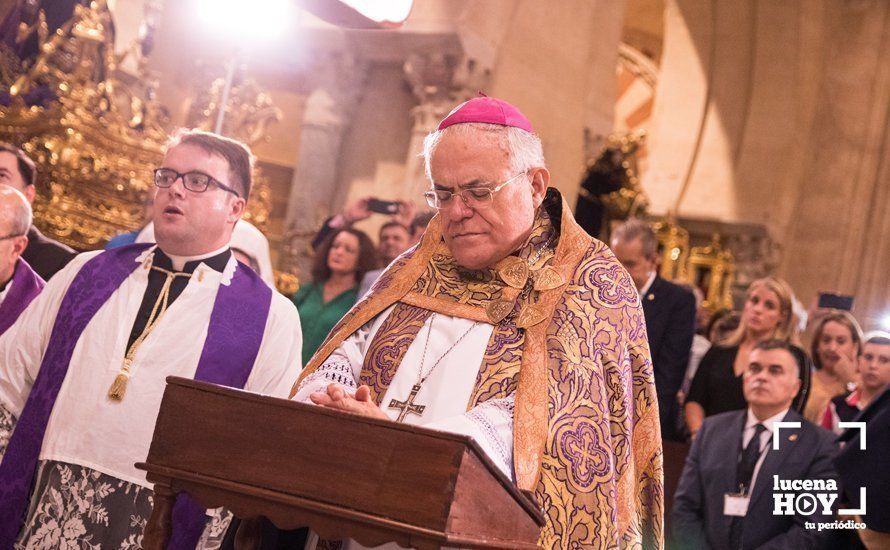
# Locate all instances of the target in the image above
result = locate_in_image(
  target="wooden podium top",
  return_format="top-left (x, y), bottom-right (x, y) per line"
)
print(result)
top-left (137, 377), bottom-right (544, 549)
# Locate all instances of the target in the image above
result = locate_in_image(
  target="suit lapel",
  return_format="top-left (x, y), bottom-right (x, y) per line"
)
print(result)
top-left (641, 275), bottom-right (659, 319)
top-left (715, 411), bottom-right (748, 493)
top-left (645, 274), bottom-right (661, 300)
top-left (749, 409), bottom-right (802, 508)
top-left (710, 411), bottom-right (749, 538)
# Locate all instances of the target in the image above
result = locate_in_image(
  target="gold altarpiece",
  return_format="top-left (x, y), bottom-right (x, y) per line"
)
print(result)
top-left (0, 1), bottom-right (165, 248)
top-left (589, 131), bottom-right (735, 311)
top-left (0, 2), bottom-right (276, 253)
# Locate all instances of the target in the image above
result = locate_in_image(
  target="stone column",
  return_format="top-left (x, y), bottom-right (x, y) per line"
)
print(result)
top-left (282, 52), bottom-right (367, 277)
top-left (779, 0), bottom-right (890, 327)
top-left (401, 53), bottom-right (490, 201)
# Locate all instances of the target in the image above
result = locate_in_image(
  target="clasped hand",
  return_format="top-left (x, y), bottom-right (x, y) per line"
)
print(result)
top-left (309, 383), bottom-right (389, 420)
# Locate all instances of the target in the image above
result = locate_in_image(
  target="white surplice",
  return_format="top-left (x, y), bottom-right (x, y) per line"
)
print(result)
top-left (294, 305), bottom-right (516, 550)
top-left (0, 275), bottom-right (12, 307)
top-left (0, 245), bottom-right (303, 485)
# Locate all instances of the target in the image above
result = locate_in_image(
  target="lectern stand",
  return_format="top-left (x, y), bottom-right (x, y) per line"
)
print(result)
top-left (137, 377), bottom-right (544, 549)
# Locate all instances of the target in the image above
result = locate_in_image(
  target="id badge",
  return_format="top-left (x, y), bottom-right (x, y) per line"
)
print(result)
top-left (723, 493), bottom-right (750, 517)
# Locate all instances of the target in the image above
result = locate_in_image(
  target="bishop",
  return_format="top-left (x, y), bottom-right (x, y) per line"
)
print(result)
top-left (291, 96), bottom-right (663, 549)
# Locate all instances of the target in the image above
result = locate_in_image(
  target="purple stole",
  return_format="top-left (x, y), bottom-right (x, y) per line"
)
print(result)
top-left (0, 244), bottom-right (273, 549)
top-left (0, 259), bottom-right (45, 336)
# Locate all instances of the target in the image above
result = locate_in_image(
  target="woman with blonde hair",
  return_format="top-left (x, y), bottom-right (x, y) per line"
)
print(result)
top-left (804, 310), bottom-right (863, 423)
top-left (684, 277), bottom-right (808, 437)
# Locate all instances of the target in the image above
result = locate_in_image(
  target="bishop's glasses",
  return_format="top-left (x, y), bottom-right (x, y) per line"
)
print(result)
top-left (423, 170), bottom-right (528, 210)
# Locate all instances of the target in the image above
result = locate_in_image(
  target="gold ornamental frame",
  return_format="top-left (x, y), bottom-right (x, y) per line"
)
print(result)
top-left (682, 234), bottom-right (734, 311)
top-left (651, 218), bottom-right (689, 281)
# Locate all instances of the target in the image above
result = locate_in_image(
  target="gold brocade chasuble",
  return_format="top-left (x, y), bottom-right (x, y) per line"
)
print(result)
top-left (293, 189), bottom-right (664, 548)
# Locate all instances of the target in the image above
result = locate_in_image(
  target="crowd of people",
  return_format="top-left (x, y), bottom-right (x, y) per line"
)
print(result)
top-left (0, 94), bottom-right (886, 549)
top-left (609, 218), bottom-right (890, 548)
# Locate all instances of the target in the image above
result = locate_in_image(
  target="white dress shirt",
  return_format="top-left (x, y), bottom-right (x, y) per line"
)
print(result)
top-left (638, 270), bottom-right (657, 297)
top-left (742, 407), bottom-right (789, 495)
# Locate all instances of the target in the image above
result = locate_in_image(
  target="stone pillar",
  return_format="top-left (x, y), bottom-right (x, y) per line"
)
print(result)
top-left (282, 52), bottom-right (367, 277)
top-left (779, 0), bottom-right (890, 328)
top-left (401, 53), bottom-right (490, 201)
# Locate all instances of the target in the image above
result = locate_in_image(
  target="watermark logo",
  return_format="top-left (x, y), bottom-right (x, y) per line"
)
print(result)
top-left (772, 476), bottom-right (839, 515)
top-left (771, 422), bottom-right (868, 531)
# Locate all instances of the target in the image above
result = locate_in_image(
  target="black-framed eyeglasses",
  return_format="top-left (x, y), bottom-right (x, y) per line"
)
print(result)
top-left (153, 168), bottom-right (241, 198)
top-left (423, 170), bottom-right (528, 210)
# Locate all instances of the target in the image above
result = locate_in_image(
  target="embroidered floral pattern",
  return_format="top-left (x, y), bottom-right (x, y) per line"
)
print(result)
top-left (0, 404), bottom-right (16, 461)
top-left (196, 508), bottom-right (233, 550)
top-left (16, 460), bottom-right (153, 549)
top-left (359, 303), bottom-right (432, 402)
top-left (14, 461), bottom-right (231, 549)
top-left (557, 420), bottom-right (610, 489)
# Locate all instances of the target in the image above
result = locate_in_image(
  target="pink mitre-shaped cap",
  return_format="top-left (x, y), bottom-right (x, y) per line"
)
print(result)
top-left (437, 94), bottom-right (535, 133)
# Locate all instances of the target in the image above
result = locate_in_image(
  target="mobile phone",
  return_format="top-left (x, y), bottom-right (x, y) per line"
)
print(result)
top-left (367, 198), bottom-right (400, 215)
top-left (817, 292), bottom-right (855, 312)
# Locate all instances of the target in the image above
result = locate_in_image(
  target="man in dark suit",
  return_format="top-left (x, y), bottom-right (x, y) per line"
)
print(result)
top-left (612, 219), bottom-right (695, 440)
top-left (834, 379), bottom-right (890, 548)
top-left (671, 339), bottom-right (838, 549)
top-left (0, 143), bottom-right (75, 280)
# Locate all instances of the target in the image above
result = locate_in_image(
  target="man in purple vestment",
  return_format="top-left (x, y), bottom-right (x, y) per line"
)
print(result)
top-left (0, 184), bottom-right (44, 457)
top-left (0, 130), bottom-right (302, 549)
top-left (0, 185), bottom-right (44, 335)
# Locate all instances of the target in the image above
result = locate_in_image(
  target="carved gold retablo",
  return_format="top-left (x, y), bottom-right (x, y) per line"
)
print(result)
top-left (485, 299), bottom-right (515, 324)
top-left (498, 257), bottom-right (530, 289)
top-left (533, 266), bottom-right (565, 291)
top-left (516, 303), bottom-right (548, 328)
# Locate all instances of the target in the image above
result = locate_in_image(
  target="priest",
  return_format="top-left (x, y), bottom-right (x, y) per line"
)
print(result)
top-left (0, 185), bottom-right (44, 336)
top-left (0, 130), bottom-right (303, 548)
top-left (292, 97), bottom-right (663, 548)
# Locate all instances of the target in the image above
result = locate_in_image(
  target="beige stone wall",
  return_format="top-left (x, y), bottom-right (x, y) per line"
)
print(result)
top-left (333, 0), bottom-right (627, 249)
top-left (642, 0), bottom-right (890, 330)
top-left (781, 1), bottom-right (890, 331)
top-left (338, 0), bottom-right (626, 205)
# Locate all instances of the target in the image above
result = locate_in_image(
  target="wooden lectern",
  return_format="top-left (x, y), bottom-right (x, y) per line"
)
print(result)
top-left (136, 377), bottom-right (544, 549)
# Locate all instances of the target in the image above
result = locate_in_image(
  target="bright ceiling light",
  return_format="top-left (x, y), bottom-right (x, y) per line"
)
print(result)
top-left (339, 0), bottom-right (413, 24)
top-left (880, 314), bottom-right (890, 332)
top-left (196, 0), bottom-right (293, 42)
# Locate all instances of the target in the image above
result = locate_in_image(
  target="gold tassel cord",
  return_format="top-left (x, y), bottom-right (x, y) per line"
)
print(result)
top-left (107, 266), bottom-right (192, 401)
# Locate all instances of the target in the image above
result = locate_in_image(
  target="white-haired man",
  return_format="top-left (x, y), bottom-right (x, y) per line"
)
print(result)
top-left (0, 130), bottom-right (302, 548)
top-left (0, 184), bottom-right (44, 336)
top-left (292, 96), bottom-right (662, 548)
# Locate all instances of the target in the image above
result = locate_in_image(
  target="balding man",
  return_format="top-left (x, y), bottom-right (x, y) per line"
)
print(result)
top-left (0, 184), bottom-right (44, 335)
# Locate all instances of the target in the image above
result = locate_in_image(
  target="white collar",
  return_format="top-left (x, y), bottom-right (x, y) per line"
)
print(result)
top-left (134, 244), bottom-right (238, 286)
top-left (745, 407), bottom-right (790, 434)
top-left (639, 270), bottom-right (657, 296)
top-left (162, 243), bottom-right (230, 271)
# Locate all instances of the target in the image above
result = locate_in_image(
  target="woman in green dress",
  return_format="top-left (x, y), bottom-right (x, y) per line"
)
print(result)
top-left (293, 227), bottom-right (377, 365)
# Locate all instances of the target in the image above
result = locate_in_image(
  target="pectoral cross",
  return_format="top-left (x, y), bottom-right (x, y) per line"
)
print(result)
top-left (388, 383), bottom-right (426, 422)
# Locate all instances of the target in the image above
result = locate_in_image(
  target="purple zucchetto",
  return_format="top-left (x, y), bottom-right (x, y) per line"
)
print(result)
top-left (437, 95), bottom-right (535, 133)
